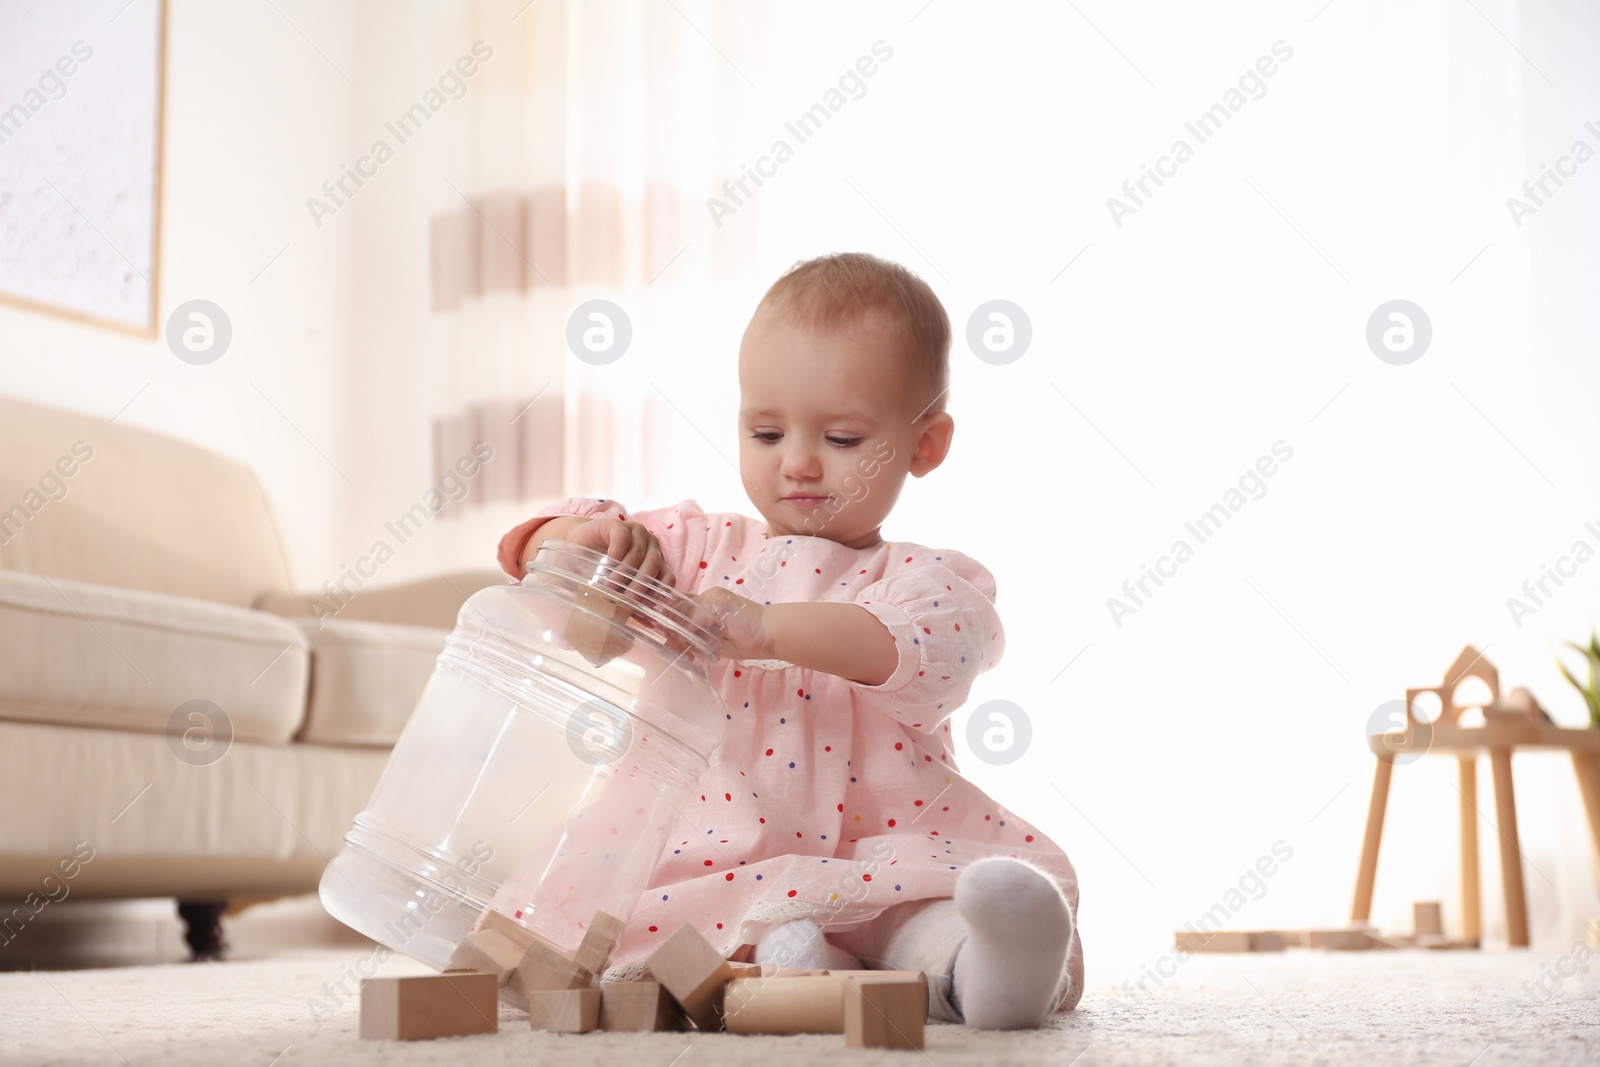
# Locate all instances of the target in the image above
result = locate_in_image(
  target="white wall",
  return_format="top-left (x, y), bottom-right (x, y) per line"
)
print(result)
top-left (0, 0), bottom-right (357, 586)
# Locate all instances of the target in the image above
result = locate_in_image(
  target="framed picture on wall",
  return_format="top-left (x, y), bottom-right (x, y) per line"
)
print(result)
top-left (0, 0), bottom-right (167, 337)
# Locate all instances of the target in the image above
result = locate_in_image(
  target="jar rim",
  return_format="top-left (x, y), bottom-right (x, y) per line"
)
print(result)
top-left (527, 538), bottom-right (724, 660)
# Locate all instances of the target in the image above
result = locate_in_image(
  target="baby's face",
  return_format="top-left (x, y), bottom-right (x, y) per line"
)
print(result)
top-left (737, 309), bottom-right (952, 549)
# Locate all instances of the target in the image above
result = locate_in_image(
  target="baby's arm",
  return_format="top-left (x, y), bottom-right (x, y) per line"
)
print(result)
top-left (766, 602), bottom-right (899, 686)
top-left (698, 553), bottom-right (1005, 730)
top-left (691, 589), bottom-right (897, 686)
top-left (498, 514), bottom-right (592, 576)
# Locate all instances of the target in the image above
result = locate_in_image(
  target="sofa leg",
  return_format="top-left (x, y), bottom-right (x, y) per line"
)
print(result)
top-left (177, 901), bottom-right (228, 961)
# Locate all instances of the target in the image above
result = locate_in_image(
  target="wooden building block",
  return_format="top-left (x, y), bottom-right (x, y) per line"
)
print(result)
top-left (573, 911), bottom-right (625, 976)
top-left (844, 976), bottom-right (925, 1050)
top-left (823, 969), bottom-right (927, 981)
top-left (646, 923), bottom-right (733, 1031)
top-left (1305, 928), bottom-right (1359, 950)
top-left (565, 589), bottom-right (635, 667)
top-left (598, 981), bottom-right (684, 1031)
top-left (1413, 901), bottom-right (1443, 938)
top-left (477, 907), bottom-right (535, 950)
top-left (724, 975), bottom-right (848, 1035)
top-left (448, 928), bottom-right (525, 986)
top-left (1175, 929), bottom-right (1244, 952)
top-left (1172, 930), bottom-right (1282, 953)
top-left (509, 936), bottom-right (596, 1001)
top-left (1414, 937), bottom-right (1477, 951)
top-left (360, 973), bottom-right (498, 1041)
top-left (1267, 929), bottom-right (1309, 948)
top-left (1171, 927), bottom-right (1280, 953)
top-left (725, 962), bottom-right (831, 980)
top-left (1304, 927), bottom-right (1398, 951)
top-left (527, 988), bottom-right (602, 1033)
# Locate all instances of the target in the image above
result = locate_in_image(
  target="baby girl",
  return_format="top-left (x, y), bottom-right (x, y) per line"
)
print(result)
top-left (496, 252), bottom-right (1082, 1029)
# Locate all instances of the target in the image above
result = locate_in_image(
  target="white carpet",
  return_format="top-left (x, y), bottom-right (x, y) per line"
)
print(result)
top-left (4, 945), bottom-right (1597, 1066)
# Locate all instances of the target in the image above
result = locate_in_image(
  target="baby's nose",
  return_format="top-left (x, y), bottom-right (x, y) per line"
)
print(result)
top-left (780, 448), bottom-right (822, 478)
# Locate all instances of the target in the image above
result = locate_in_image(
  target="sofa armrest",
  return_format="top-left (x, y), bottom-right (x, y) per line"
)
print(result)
top-left (253, 569), bottom-right (510, 632)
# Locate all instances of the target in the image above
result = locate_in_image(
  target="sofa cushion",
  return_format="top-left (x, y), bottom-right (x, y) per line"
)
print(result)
top-left (293, 617), bottom-right (444, 746)
top-left (0, 719), bottom-right (389, 898)
top-left (253, 569), bottom-right (508, 632)
top-left (0, 571), bottom-right (308, 745)
top-left (0, 394), bottom-right (294, 608)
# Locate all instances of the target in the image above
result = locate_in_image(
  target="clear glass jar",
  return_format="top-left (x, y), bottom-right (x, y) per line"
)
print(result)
top-left (319, 539), bottom-right (726, 971)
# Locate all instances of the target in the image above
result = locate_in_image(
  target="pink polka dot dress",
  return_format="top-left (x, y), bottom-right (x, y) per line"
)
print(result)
top-left (508, 496), bottom-right (1083, 1006)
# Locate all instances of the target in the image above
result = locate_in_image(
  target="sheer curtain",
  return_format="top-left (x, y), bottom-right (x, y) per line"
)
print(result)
top-left (420, 0), bottom-right (764, 556)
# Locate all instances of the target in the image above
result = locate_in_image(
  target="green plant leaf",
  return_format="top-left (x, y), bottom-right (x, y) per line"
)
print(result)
top-left (1557, 656), bottom-right (1584, 692)
top-left (1557, 651), bottom-right (1600, 724)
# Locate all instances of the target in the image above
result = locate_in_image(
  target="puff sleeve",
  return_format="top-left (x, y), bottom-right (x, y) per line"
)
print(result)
top-left (847, 551), bottom-right (1006, 731)
top-left (502, 496), bottom-right (709, 595)
top-left (501, 495), bottom-right (626, 577)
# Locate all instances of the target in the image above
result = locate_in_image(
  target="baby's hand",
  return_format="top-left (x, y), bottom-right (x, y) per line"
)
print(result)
top-left (498, 515), bottom-right (675, 591)
top-left (684, 588), bottom-right (774, 662)
top-left (562, 518), bottom-right (676, 593)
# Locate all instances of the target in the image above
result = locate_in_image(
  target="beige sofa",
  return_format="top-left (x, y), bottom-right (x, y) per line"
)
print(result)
top-left (0, 395), bottom-right (505, 955)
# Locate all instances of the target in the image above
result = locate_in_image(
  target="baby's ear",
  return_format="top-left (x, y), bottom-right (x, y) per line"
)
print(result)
top-left (910, 412), bottom-right (955, 475)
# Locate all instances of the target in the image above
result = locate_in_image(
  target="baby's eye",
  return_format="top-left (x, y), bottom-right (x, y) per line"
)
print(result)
top-left (750, 431), bottom-right (781, 443)
top-left (827, 437), bottom-right (862, 449)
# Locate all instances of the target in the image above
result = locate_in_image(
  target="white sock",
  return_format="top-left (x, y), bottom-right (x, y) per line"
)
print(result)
top-left (754, 919), bottom-right (863, 971)
top-left (950, 857), bottom-right (1073, 1030)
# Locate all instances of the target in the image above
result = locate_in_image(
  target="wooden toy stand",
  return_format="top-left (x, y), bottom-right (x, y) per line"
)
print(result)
top-left (1351, 646), bottom-right (1600, 947)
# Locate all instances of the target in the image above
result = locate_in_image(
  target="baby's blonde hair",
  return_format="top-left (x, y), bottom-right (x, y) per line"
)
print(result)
top-left (753, 252), bottom-right (951, 417)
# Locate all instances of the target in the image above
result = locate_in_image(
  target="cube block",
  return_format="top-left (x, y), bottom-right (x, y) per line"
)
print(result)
top-left (598, 981), bottom-right (684, 1031)
top-left (359, 973), bottom-right (498, 1041)
top-left (844, 976), bottom-right (925, 1050)
top-left (565, 590), bottom-right (635, 666)
top-left (447, 928), bottom-right (525, 985)
top-left (1172, 930), bottom-right (1284, 952)
top-left (645, 923), bottom-right (733, 1031)
top-left (573, 911), bottom-right (626, 976)
top-left (509, 936), bottom-right (596, 1000)
top-left (528, 988), bottom-right (602, 1033)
